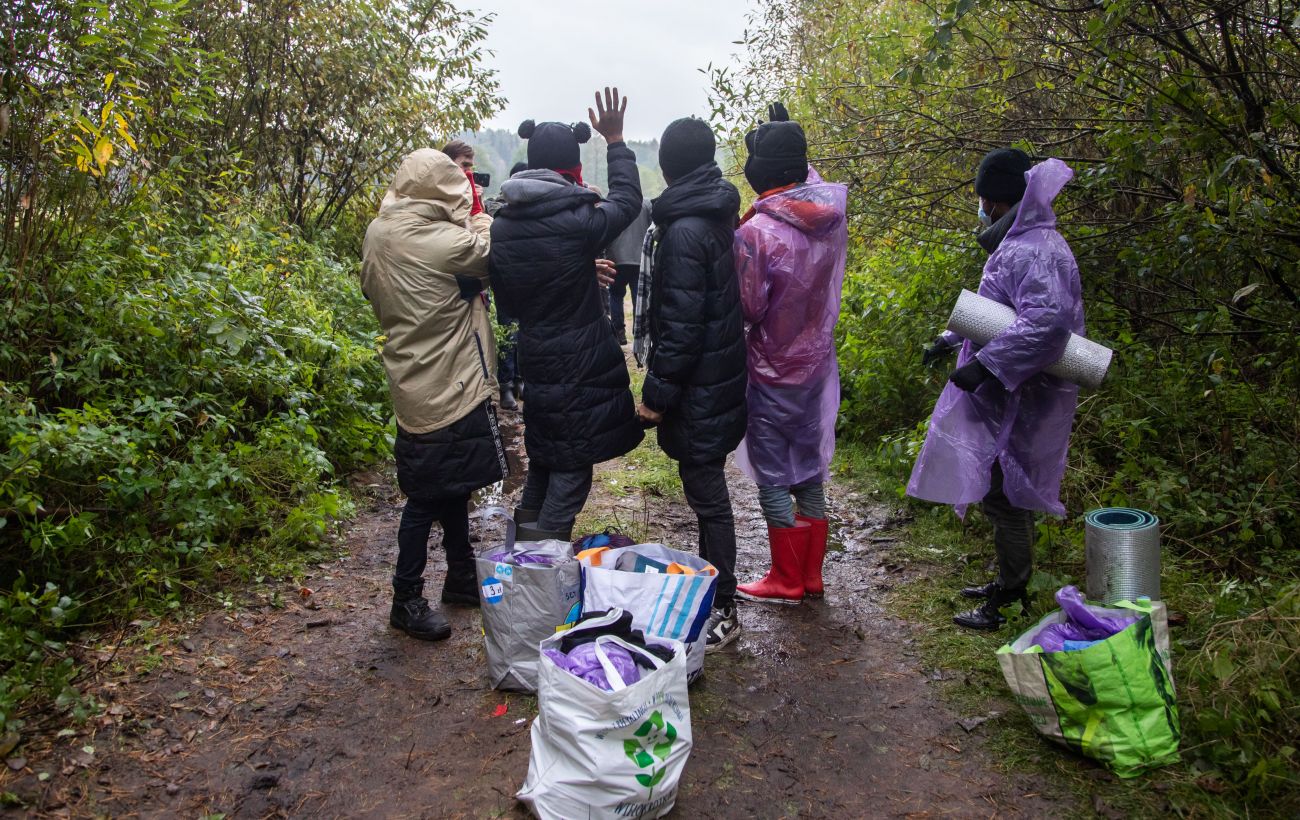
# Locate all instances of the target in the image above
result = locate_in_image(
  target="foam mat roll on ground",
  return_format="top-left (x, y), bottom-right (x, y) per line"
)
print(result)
top-left (946, 289), bottom-right (1113, 389)
top-left (1084, 507), bottom-right (1162, 604)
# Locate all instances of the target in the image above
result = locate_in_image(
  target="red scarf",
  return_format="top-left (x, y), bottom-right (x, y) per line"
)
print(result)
top-left (739, 182), bottom-right (799, 225)
top-left (555, 164), bottom-right (585, 188)
top-left (465, 168), bottom-right (484, 216)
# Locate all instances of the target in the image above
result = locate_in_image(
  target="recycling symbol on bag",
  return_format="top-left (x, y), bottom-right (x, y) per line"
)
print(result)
top-left (623, 710), bottom-right (676, 796)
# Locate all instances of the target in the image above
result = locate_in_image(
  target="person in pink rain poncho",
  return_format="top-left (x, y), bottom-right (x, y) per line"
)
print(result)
top-left (909, 149), bottom-right (1085, 630)
top-left (731, 103), bottom-right (848, 605)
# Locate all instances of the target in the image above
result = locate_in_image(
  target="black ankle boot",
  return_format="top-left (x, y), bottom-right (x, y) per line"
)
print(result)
top-left (441, 561), bottom-right (480, 607)
top-left (515, 522), bottom-right (572, 543)
top-left (960, 579), bottom-right (999, 600)
top-left (512, 507), bottom-right (540, 526)
top-left (391, 580), bottom-right (451, 641)
top-left (499, 384), bottom-right (518, 411)
top-left (953, 585), bottom-right (1027, 631)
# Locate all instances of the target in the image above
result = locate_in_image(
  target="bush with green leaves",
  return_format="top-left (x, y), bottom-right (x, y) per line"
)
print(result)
top-left (0, 206), bottom-right (389, 732)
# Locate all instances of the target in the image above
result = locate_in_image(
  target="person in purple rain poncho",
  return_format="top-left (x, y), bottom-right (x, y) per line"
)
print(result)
top-left (909, 148), bottom-right (1085, 630)
top-left (732, 103), bottom-right (848, 606)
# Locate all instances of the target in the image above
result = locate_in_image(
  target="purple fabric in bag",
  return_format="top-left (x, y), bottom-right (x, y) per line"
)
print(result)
top-left (733, 165), bottom-right (848, 486)
top-left (907, 159), bottom-right (1084, 516)
top-left (486, 549), bottom-right (566, 566)
top-left (543, 642), bottom-right (641, 691)
top-left (1030, 586), bottom-right (1138, 653)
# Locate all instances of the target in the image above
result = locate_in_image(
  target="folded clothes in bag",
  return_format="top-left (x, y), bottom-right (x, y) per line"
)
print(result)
top-left (519, 609), bottom-right (692, 820)
top-left (998, 594), bottom-right (1179, 777)
top-left (573, 530), bottom-right (636, 552)
top-left (1029, 586), bottom-right (1138, 653)
top-left (579, 544), bottom-right (717, 683)
top-left (541, 610), bottom-right (675, 691)
top-left (486, 547), bottom-right (571, 567)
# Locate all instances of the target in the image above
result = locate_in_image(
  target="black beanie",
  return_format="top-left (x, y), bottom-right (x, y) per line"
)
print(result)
top-left (974, 148), bottom-right (1033, 204)
top-left (743, 102), bottom-right (809, 194)
top-left (659, 117), bottom-right (716, 181)
top-left (509, 161), bottom-right (528, 176)
top-left (519, 119), bottom-right (591, 171)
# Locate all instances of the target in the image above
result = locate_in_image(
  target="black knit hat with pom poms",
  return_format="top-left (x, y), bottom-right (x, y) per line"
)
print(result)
top-left (519, 119), bottom-right (591, 171)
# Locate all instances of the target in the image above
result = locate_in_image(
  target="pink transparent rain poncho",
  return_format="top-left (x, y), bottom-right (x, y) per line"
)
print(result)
top-left (908, 158), bottom-right (1084, 515)
top-left (733, 166), bottom-right (848, 486)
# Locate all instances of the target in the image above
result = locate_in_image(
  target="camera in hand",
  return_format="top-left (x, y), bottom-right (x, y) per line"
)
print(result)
top-left (472, 172), bottom-right (490, 188)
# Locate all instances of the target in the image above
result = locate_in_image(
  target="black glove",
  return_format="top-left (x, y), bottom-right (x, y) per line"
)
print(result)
top-left (949, 359), bottom-right (994, 392)
top-left (922, 336), bottom-right (957, 368)
top-left (455, 274), bottom-right (484, 301)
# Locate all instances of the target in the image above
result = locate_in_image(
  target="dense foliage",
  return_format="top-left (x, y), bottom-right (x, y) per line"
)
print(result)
top-left (0, 0), bottom-right (500, 734)
top-left (717, 0), bottom-right (1294, 810)
top-left (711, 0), bottom-right (1298, 802)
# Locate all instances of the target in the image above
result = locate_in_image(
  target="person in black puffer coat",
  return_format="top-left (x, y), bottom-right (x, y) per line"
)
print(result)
top-left (489, 88), bottom-right (645, 539)
top-left (635, 116), bottom-right (747, 651)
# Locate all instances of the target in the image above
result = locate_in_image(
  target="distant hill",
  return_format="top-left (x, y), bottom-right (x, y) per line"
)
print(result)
top-left (454, 128), bottom-right (670, 198)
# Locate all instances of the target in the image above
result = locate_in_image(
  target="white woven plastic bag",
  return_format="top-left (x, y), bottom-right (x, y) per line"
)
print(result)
top-left (518, 610), bottom-right (692, 820)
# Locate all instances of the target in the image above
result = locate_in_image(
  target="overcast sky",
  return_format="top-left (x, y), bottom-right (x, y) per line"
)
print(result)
top-left (467, 0), bottom-right (755, 141)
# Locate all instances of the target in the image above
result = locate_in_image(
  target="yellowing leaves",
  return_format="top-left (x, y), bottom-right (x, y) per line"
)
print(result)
top-left (93, 137), bottom-right (114, 173)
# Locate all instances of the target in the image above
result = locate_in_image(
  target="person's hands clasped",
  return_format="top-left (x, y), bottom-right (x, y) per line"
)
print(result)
top-left (588, 87), bottom-right (627, 144)
top-left (595, 258), bottom-right (616, 287)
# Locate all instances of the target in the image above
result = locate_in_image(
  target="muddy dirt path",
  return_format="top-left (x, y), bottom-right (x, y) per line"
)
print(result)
top-left (3, 414), bottom-right (1071, 818)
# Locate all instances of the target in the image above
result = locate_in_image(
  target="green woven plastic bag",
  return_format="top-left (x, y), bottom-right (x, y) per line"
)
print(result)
top-left (997, 599), bottom-right (1180, 777)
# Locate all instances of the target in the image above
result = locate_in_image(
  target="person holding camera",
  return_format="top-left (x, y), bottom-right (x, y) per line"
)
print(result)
top-left (361, 148), bottom-right (506, 642)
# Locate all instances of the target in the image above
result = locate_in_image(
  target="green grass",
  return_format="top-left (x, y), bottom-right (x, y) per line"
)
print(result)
top-left (831, 440), bottom-right (1300, 818)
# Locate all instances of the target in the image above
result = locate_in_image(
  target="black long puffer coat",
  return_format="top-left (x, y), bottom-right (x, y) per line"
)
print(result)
top-left (642, 162), bottom-right (747, 464)
top-left (489, 142), bottom-right (645, 470)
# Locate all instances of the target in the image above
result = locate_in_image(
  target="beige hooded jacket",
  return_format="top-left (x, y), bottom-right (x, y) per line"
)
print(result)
top-left (361, 149), bottom-right (495, 434)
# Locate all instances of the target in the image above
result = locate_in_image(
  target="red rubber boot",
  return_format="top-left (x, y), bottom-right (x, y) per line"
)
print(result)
top-left (736, 521), bottom-right (810, 605)
top-left (797, 514), bottom-right (829, 597)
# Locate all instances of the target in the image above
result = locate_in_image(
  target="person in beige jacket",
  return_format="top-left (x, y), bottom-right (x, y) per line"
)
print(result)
top-left (362, 148), bottom-right (508, 642)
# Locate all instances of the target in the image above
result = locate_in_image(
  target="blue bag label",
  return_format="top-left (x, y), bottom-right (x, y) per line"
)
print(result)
top-left (481, 577), bottom-right (505, 605)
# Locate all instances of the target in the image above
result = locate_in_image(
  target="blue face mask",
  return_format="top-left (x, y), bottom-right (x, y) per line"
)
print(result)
top-left (978, 203), bottom-right (992, 228)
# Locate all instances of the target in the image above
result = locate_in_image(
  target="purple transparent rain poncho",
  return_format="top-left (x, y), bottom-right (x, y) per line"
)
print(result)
top-left (908, 158), bottom-right (1084, 515)
top-left (733, 166), bottom-right (848, 486)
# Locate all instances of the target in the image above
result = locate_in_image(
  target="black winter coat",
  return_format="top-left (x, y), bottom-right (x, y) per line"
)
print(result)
top-left (489, 142), bottom-right (645, 470)
top-left (642, 163), bottom-right (747, 464)
top-left (394, 400), bottom-right (506, 499)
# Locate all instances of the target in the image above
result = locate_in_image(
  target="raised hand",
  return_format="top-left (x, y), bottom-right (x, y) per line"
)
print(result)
top-left (588, 87), bottom-right (627, 144)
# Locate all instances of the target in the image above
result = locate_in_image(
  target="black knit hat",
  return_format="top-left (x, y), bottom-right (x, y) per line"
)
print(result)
top-left (974, 148), bottom-right (1033, 204)
top-left (519, 119), bottom-right (591, 171)
top-left (659, 117), bottom-right (716, 181)
top-left (509, 161), bottom-right (528, 176)
top-left (743, 102), bottom-right (809, 194)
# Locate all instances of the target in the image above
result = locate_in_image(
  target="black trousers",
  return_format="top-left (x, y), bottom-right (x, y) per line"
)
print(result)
top-left (497, 304), bottom-right (518, 385)
top-left (982, 462), bottom-right (1035, 591)
top-left (518, 465), bottom-right (594, 532)
top-left (394, 493), bottom-right (472, 589)
top-left (608, 264), bottom-right (639, 334)
top-left (678, 458), bottom-right (737, 608)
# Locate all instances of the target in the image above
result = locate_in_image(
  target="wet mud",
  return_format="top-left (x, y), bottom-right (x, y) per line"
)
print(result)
top-left (2, 413), bottom-right (1071, 818)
